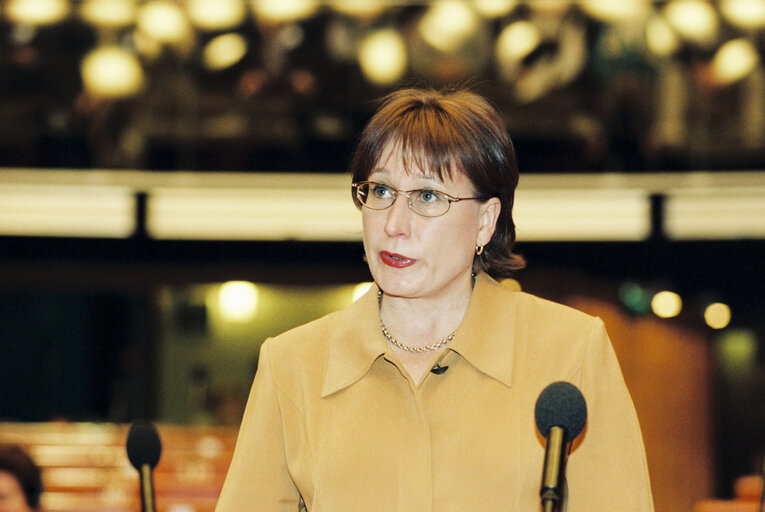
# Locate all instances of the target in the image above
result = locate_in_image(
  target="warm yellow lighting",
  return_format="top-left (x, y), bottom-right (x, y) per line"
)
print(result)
top-left (665, 0), bottom-right (719, 44)
top-left (251, 0), bottom-right (318, 24)
top-left (709, 38), bottom-right (760, 85)
top-left (419, 0), bottom-right (479, 53)
top-left (202, 33), bottom-right (248, 71)
top-left (188, 0), bottom-right (246, 30)
top-left (721, 0), bottom-right (765, 29)
top-left (665, 189), bottom-right (765, 239)
top-left (137, 0), bottom-right (192, 45)
top-left (580, 0), bottom-right (651, 23)
top-left (146, 175), bottom-right (362, 241)
top-left (218, 281), bottom-right (259, 322)
top-left (81, 46), bottom-right (145, 98)
top-left (6, 0), bottom-right (70, 25)
top-left (651, 291), bottom-right (683, 318)
top-left (473, 0), bottom-right (517, 18)
top-left (705, 302), bottom-right (732, 329)
top-left (513, 188), bottom-right (651, 241)
top-left (352, 282), bottom-right (374, 302)
top-left (646, 15), bottom-right (680, 57)
top-left (495, 21), bottom-right (541, 63)
top-left (0, 183), bottom-right (135, 238)
top-left (80, 0), bottom-right (135, 28)
top-left (4, 170), bottom-right (763, 243)
top-left (358, 29), bottom-right (408, 86)
top-left (329, 0), bottom-right (386, 19)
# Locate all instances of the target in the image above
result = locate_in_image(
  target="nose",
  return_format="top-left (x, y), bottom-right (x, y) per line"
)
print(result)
top-left (383, 192), bottom-right (413, 237)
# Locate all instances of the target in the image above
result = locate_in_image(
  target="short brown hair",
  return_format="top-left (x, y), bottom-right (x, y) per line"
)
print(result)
top-left (350, 87), bottom-right (525, 277)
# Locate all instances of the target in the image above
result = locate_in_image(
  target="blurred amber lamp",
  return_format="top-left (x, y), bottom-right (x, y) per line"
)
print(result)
top-left (651, 290), bottom-right (683, 318)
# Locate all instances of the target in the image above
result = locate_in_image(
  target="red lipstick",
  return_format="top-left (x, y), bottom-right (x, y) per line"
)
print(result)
top-left (380, 251), bottom-right (416, 268)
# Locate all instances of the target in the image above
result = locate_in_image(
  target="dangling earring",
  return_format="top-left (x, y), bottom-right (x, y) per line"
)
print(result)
top-left (475, 244), bottom-right (484, 255)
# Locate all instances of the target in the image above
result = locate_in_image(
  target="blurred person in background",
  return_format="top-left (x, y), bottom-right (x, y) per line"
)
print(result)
top-left (0, 444), bottom-right (42, 512)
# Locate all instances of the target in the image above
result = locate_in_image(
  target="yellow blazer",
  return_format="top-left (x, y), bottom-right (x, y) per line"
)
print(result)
top-left (216, 273), bottom-right (654, 512)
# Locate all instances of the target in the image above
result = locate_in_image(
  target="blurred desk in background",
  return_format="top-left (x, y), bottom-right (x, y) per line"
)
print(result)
top-left (695, 475), bottom-right (763, 512)
top-left (0, 422), bottom-right (237, 512)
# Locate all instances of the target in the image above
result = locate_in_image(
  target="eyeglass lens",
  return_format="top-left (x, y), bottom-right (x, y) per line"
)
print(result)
top-left (356, 182), bottom-right (450, 217)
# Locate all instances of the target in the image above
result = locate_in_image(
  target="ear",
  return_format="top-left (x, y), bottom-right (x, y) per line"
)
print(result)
top-left (477, 197), bottom-right (501, 246)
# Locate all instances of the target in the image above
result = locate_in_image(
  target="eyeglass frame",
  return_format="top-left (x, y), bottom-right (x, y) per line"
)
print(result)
top-left (351, 180), bottom-right (483, 218)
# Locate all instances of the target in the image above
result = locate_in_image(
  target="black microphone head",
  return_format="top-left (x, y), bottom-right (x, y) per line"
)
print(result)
top-left (126, 421), bottom-right (162, 470)
top-left (534, 381), bottom-right (587, 442)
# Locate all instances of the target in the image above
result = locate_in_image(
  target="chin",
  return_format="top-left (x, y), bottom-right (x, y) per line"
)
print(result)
top-left (373, 273), bottom-right (419, 298)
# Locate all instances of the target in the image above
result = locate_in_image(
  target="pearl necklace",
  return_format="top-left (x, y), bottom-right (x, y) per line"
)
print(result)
top-left (378, 291), bottom-right (455, 353)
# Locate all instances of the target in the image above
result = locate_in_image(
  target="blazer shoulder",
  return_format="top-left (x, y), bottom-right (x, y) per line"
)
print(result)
top-left (513, 290), bottom-right (601, 330)
top-left (264, 308), bottom-right (342, 357)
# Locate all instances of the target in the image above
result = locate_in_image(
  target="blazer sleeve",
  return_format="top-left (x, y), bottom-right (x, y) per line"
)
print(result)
top-left (215, 339), bottom-right (302, 512)
top-left (565, 317), bottom-right (655, 512)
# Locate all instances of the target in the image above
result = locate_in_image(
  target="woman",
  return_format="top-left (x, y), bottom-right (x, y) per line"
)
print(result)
top-left (215, 87), bottom-right (654, 511)
top-left (0, 444), bottom-right (42, 512)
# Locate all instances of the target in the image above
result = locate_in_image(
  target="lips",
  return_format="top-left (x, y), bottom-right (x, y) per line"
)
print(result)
top-left (380, 251), bottom-right (416, 268)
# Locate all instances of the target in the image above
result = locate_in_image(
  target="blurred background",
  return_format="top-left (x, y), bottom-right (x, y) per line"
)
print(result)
top-left (0, 0), bottom-right (764, 511)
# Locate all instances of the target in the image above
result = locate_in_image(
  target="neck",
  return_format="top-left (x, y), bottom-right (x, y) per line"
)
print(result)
top-left (378, 275), bottom-right (475, 346)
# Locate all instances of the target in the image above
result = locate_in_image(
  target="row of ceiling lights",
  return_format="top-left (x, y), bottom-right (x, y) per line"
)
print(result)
top-left (5, 0), bottom-right (765, 100)
top-left (7, 0), bottom-right (765, 31)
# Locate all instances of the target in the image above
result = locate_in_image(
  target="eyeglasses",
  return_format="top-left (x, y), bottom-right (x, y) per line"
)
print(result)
top-left (352, 181), bottom-right (481, 217)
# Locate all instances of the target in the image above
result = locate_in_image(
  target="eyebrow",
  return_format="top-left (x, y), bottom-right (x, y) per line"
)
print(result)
top-left (368, 169), bottom-right (443, 185)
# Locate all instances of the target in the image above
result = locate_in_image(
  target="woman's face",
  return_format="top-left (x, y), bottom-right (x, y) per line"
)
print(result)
top-left (0, 471), bottom-right (33, 512)
top-left (362, 143), bottom-right (500, 302)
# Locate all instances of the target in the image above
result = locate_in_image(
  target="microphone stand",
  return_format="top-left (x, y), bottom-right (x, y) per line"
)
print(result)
top-left (139, 463), bottom-right (156, 512)
top-left (540, 427), bottom-right (566, 512)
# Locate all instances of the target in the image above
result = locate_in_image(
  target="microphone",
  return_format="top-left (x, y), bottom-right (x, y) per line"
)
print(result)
top-left (430, 363), bottom-right (449, 374)
top-left (535, 382), bottom-right (587, 512)
top-left (126, 421), bottom-right (162, 512)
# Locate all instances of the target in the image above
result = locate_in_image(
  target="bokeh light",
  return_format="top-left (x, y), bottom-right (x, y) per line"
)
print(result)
top-left (188, 0), bottom-right (247, 30)
top-left (664, 0), bottom-right (719, 45)
top-left (358, 29), bottom-right (408, 85)
top-left (496, 21), bottom-right (541, 62)
top-left (251, 0), bottom-right (319, 24)
top-left (218, 281), bottom-right (259, 322)
top-left (651, 290), bottom-right (683, 318)
top-left (202, 33), bottom-right (248, 71)
top-left (80, 0), bottom-right (136, 28)
top-left (473, 0), bottom-right (518, 19)
top-left (720, 0), bottom-right (765, 30)
top-left (704, 302), bottom-right (732, 329)
top-left (81, 46), bottom-right (145, 98)
top-left (137, 0), bottom-right (192, 45)
top-left (646, 14), bottom-right (681, 57)
top-left (618, 282), bottom-right (652, 315)
top-left (6, 0), bottom-right (70, 25)
top-left (716, 329), bottom-right (757, 374)
top-left (581, 0), bottom-right (652, 23)
top-left (709, 38), bottom-right (760, 85)
top-left (419, 0), bottom-right (479, 53)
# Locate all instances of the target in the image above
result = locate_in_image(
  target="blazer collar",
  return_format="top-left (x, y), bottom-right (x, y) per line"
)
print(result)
top-left (449, 272), bottom-right (516, 388)
top-left (321, 273), bottom-right (517, 397)
top-left (321, 283), bottom-right (387, 397)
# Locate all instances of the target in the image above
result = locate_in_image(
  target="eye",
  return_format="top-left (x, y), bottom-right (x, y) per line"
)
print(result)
top-left (371, 183), bottom-right (394, 199)
top-left (417, 189), bottom-right (444, 203)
